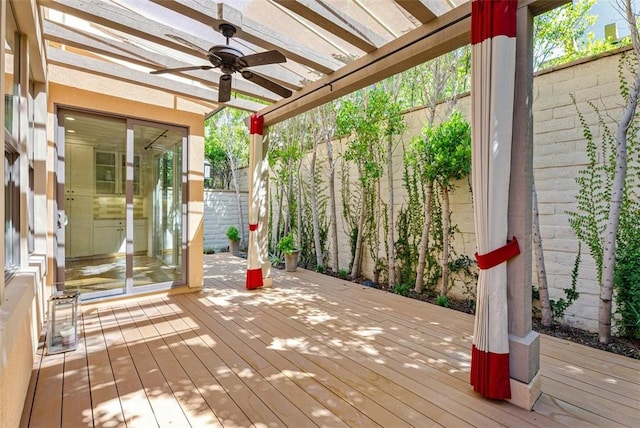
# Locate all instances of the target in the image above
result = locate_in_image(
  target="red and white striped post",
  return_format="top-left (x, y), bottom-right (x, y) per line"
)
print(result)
top-left (246, 114), bottom-right (264, 290)
top-left (470, 0), bottom-right (519, 400)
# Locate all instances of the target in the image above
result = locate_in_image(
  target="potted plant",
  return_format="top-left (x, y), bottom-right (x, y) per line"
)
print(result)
top-left (226, 226), bottom-right (240, 256)
top-left (277, 233), bottom-right (299, 272)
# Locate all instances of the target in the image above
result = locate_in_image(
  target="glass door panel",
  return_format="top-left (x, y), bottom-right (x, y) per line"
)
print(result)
top-left (61, 110), bottom-right (127, 299)
top-left (132, 123), bottom-right (184, 288)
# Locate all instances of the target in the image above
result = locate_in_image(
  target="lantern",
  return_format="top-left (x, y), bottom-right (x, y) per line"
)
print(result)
top-left (47, 291), bottom-right (80, 354)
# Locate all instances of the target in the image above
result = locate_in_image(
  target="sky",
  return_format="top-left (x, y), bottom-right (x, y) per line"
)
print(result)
top-left (589, 0), bottom-right (638, 39)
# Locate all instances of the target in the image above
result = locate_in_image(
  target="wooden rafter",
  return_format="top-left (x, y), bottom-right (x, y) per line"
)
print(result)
top-left (259, 3), bottom-right (470, 125)
top-left (42, 20), bottom-right (280, 102)
top-left (393, 0), bottom-right (451, 24)
top-left (272, 0), bottom-right (386, 53)
top-left (150, 0), bottom-right (344, 74)
top-left (40, 0), bottom-right (304, 89)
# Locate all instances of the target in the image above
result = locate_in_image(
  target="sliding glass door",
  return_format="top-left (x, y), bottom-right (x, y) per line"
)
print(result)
top-left (59, 110), bottom-right (187, 299)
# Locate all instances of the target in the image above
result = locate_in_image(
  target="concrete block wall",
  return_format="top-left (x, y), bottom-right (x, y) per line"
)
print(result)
top-left (203, 190), bottom-right (249, 252)
top-left (532, 49), bottom-right (633, 331)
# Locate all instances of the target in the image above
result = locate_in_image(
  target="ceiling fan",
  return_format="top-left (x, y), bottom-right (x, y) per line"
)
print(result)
top-left (151, 23), bottom-right (292, 102)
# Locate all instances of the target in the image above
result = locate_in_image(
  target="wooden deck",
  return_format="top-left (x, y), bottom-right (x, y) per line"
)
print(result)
top-left (21, 253), bottom-right (640, 427)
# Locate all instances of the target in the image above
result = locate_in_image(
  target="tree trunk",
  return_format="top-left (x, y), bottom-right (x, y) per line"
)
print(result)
top-left (285, 160), bottom-right (293, 235)
top-left (415, 181), bottom-right (434, 293)
top-left (310, 141), bottom-right (323, 268)
top-left (326, 137), bottom-right (339, 272)
top-left (599, 2), bottom-right (640, 344)
top-left (230, 160), bottom-right (246, 249)
top-left (273, 184), bottom-right (283, 249)
top-left (351, 187), bottom-right (367, 279)
top-left (532, 181), bottom-right (552, 326)
top-left (387, 136), bottom-right (396, 287)
top-left (296, 159), bottom-right (303, 249)
top-left (440, 184), bottom-right (450, 297)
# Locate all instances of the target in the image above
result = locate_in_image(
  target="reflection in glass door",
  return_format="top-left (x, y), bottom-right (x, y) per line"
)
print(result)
top-left (133, 123), bottom-right (184, 288)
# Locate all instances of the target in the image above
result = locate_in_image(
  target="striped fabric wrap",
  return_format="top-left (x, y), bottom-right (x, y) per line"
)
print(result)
top-left (246, 114), bottom-right (264, 290)
top-left (469, 0), bottom-right (517, 400)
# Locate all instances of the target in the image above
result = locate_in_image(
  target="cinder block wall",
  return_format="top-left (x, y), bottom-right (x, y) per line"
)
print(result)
top-left (203, 190), bottom-right (249, 252)
top-left (532, 50), bottom-right (631, 331)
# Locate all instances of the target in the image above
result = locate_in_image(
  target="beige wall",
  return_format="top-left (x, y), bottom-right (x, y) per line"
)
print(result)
top-left (47, 68), bottom-right (209, 291)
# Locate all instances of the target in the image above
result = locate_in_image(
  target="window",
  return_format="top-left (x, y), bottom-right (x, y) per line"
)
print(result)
top-left (4, 146), bottom-right (20, 278)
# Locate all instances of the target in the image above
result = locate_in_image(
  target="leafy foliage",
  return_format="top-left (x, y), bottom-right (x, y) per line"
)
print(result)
top-left (568, 96), bottom-right (617, 284)
top-left (204, 109), bottom-right (249, 189)
top-left (533, 0), bottom-right (621, 71)
top-left (226, 226), bottom-right (240, 242)
top-left (277, 233), bottom-right (297, 254)
top-left (614, 213), bottom-right (640, 339)
top-left (551, 244), bottom-right (581, 321)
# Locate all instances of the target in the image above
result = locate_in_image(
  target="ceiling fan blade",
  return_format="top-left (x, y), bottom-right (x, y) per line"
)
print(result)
top-left (242, 71), bottom-right (292, 98)
top-left (238, 50), bottom-right (286, 68)
top-left (150, 65), bottom-right (214, 75)
top-left (219, 74), bottom-right (232, 102)
top-left (165, 34), bottom-right (210, 56)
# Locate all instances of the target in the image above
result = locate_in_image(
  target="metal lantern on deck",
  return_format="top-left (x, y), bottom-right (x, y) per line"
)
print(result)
top-left (47, 291), bottom-right (79, 354)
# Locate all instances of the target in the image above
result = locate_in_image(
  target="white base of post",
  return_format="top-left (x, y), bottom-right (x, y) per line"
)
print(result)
top-left (262, 261), bottom-right (273, 288)
top-left (507, 373), bottom-right (541, 410)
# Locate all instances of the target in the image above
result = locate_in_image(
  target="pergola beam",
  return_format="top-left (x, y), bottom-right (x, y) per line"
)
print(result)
top-left (40, 0), bottom-right (304, 90)
top-left (272, 0), bottom-right (386, 52)
top-left (151, 0), bottom-right (344, 74)
top-left (393, 0), bottom-right (450, 24)
top-left (47, 47), bottom-right (264, 112)
top-left (259, 2), bottom-right (470, 125)
top-left (42, 20), bottom-right (280, 102)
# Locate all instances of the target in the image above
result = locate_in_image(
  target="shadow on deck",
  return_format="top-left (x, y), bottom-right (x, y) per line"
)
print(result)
top-left (20, 253), bottom-right (640, 427)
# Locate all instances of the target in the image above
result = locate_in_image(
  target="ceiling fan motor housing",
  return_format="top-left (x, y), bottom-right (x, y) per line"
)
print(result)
top-left (207, 45), bottom-right (244, 74)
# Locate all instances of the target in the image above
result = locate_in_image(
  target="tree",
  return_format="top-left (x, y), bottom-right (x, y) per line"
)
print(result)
top-left (319, 102), bottom-right (340, 273)
top-left (205, 108), bottom-right (250, 248)
top-left (598, 0), bottom-right (640, 344)
top-left (427, 111), bottom-right (471, 297)
top-left (533, 0), bottom-right (619, 71)
top-left (568, 0), bottom-right (640, 344)
top-left (337, 87), bottom-right (387, 279)
top-left (381, 76), bottom-right (406, 287)
top-left (309, 110), bottom-right (325, 269)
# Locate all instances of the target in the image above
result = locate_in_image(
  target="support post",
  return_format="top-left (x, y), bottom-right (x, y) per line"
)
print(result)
top-left (507, 4), bottom-right (541, 410)
top-left (246, 114), bottom-right (264, 289)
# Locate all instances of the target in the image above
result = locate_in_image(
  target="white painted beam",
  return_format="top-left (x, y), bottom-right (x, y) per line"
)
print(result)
top-left (260, 3), bottom-right (470, 125)
top-left (151, 0), bottom-right (344, 74)
top-left (394, 0), bottom-right (450, 24)
top-left (40, 0), bottom-right (303, 89)
top-left (42, 19), bottom-right (279, 102)
top-left (273, 0), bottom-right (386, 52)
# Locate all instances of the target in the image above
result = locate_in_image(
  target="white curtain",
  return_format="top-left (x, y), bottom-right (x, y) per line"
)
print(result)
top-left (470, 0), bottom-right (518, 400)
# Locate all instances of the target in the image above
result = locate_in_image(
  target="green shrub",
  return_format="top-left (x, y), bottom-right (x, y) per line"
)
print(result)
top-left (277, 233), bottom-right (296, 254)
top-left (436, 295), bottom-right (449, 307)
top-left (615, 230), bottom-right (640, 339)
top-left (226, 226), bottom-right (240, 242)
top-left (337, 269), bottom-right (348, 279)
top-left (391, 283), bottom-right (412, 296)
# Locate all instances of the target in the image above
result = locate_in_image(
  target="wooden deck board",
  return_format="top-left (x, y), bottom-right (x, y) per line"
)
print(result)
top-left (21, 253), bottom-right (640, 427)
